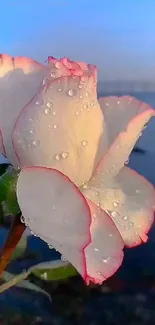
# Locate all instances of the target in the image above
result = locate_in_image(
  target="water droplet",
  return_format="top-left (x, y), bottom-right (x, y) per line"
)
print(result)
top-left (48, 244), bottom-right (53, 249)
top-left (79, 95), bottom-right (83, 99)
top-left (94, 248), bottom-right (99, 252)
top-left (123, 216), bottom-right (128, 220)
top-left (61, 152), bottom-right (69, 159)
top-left (85, 92), bottom-right (89, 97)
top-left (95, 191), bottom-right (99, 196)
top-left (83, 104), bottom-right (88, 110)
top-left (79, 84), bottom-right (83, 89)
top-left (117, 101), bottom-right (120, 104)
top-left (90, 100), bottom-right (95, 107)
top-left (55, 154), bottom-right (60, 160)
top-left (53, 124), bottom-right (58, 129)
top-left (106, 102), bottom-right (109, 106)
top-left (46, 102), bottom-right (53, 108)
top-left (102, 259), bottom-right (108, 263)
top-left (125, 159), bottom-right (129, 165)
top-left (36, 100), bottom-right (43, 105)
top-left (51, 72), bottom-right (56, 78)
top-left (20, 215), bottom-right (25, 223)
top-left (68, 89), bottom-right (77, 97)
top-left (81, 140), bottom-right (88, 147)
top-left (129, 222), bottom-right (133, 226)
top-left (61, 255), bottom-right (67, 262)
top-left (43, 78), bottom-right (48, 85)
top-left (113, 201), bottom-right (118, 207)
top-left (30, 128), bottom-right (35, 134)
top-left (52, 111), bottom-right (56, 116)
top-left (45, 107), bottom-right (51, 115)
top-left (42, 272), bottom-right (48, 280)
top-left (58, 88), bottom-right (63, 92)
top-left (75, 111), bottom-right (80, 116)
top-left (83, 183), bottom-right (89, 189)
top-left (33, 140), bottom-right (40, 146)
top-left (111, 211), bottom-right (119, 218)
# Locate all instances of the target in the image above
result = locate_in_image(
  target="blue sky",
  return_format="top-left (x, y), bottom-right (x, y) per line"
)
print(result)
top-left (0, 0), bottom-right (155, 81)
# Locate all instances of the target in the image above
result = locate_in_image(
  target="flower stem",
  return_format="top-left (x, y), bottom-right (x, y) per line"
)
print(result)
top-left (0, 213), bottom-right (26, 277)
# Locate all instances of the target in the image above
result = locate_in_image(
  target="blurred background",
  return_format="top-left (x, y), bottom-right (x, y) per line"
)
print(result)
top-left (0, 1), bottom-right (155, 324)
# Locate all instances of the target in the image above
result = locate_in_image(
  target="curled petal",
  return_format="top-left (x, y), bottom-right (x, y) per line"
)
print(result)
top-left (98, 96), bottom-right (155, 179)
top-left (0, 54), bottom-right (47, 166)
top-left (13, 75), bottom-right (105, 186)
top-left (16, 166), bottom-right (91, 279)
top-left (84, 199), bottom-right (124, 284)
top-left (82, 166), bottom-right (155, 247)
top-left (48, 56), bottom-right (97, 80)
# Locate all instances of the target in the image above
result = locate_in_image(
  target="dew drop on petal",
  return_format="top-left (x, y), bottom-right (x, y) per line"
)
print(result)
top-left (52, 111), bottom-right (56, 116)
top-left (55, 154), bottom-right (60, 160)
top-left (46, 102), bottom-right (53, 108)
top-left (53, 124), bottom-right (58, 129)
top-left (30, 128), bottom-right (35, 134)
top-left (83, 104), bottom-right (88, 110)
top-left (61, 152), bottom-right (69, 159)
top-left (33, 140), bottom-right (40, 146)
top-left (68, 89), bottom-right (77, 97)
top-left (58, 88), bottom-right (63, 92)
top-left (51, 72), bottom-right (56, 78)
top-left (125, 159), bottom-right (129, 165)
top-left (75, 111), bottom-right (80, 116)
top-left (111, 211), bottom-right (119, 218)
top-left (61, 255), bottom-right (67, 262)
top-left (81, 140), bottom-right (88, 147)
top-left (20, 215), bottom-right (25, 223)
top-left (44, 107), bottom-right (51, 115)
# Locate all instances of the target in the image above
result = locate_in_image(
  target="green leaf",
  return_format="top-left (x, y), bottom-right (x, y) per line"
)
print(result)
top-left (0, 271), bottom-right (51, 301)
top-left (11, 235), bottom-right (27, 260)
top-left (31, 260), bottom-right (77, 281)
top-left (0, 260), bottom-right (77, 295)
top-left (0, 168), bottom-right (20, 215)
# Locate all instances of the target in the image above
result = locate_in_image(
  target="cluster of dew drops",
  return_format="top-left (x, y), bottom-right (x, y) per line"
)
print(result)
top-left (23, 76), bottom-right (96, 161)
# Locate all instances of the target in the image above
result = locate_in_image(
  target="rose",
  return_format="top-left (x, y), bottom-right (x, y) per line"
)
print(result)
top-left (0, 54), bottom-right (155, 284)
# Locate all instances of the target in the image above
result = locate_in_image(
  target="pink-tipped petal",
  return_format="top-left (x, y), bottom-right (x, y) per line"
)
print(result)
top-left (16, 166), bottom-right (91, 279)
top-left (98, 96), bottom-right (155, 179)
top-left (0, 54), bottom-right (47, 166)
top-left (82, 166), bottom-right (155, 247)
top-left (13, 75), bottom-right (105, 186)
top-left (84, 199), bottom-right (124, 284)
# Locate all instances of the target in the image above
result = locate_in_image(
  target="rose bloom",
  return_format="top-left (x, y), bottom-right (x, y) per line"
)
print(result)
top-left (0, 54), bottom-right (155, 284)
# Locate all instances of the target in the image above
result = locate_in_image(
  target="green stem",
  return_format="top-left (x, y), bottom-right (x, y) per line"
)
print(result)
top-left (0, 213), bottom-right (26, 277)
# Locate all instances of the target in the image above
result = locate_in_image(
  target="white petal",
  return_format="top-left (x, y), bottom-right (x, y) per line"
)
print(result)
top-left (17, 166), bottom-right (91, 279)
top-left (82, 166), bottom-right (155, 247)
top-left (0, 54), bottom-right (47, 166)
top-left (13, 75), bottom-right (105, 186)
top-left (98, 96), bottom-right (155, 179)
top-left (84, 199), bottom-right (124, 284)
